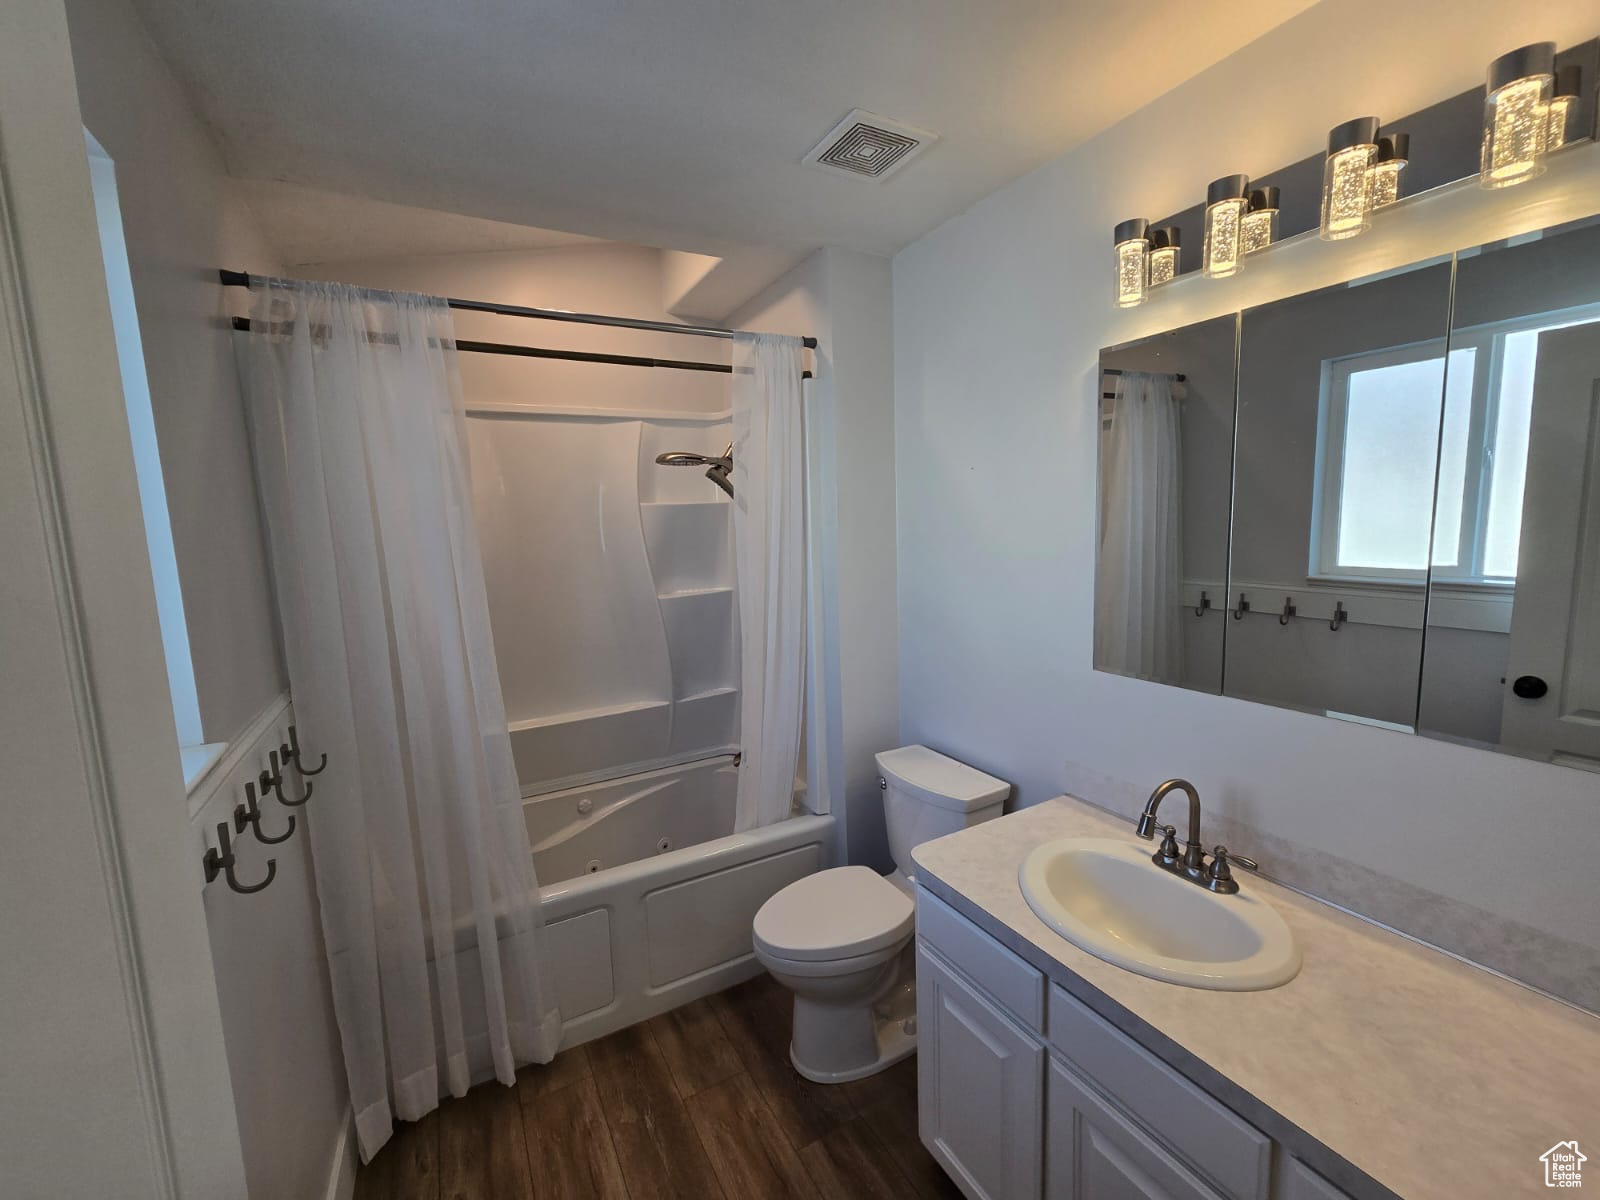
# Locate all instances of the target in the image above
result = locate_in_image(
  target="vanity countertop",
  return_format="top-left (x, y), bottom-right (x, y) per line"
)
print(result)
top-left (911, 796), bottom-right (1600, 1200)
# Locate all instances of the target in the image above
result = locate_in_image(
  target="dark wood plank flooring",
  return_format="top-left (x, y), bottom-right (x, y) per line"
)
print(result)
top-left (355, 973), bottom-right (960, 1200)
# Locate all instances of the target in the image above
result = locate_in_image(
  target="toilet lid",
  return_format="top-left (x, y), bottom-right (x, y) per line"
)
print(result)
top-left (753, 866), bottom-right (914, 962)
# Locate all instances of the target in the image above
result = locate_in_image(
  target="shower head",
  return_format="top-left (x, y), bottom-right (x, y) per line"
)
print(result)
top-left (656, 443), bottom-right (735, 498)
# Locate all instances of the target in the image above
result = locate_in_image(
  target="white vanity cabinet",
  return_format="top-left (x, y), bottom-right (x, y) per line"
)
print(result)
top-left (916, 888), bottom-right (1363, 1200)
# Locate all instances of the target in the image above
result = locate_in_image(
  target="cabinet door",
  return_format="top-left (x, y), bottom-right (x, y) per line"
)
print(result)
top-left (1047, 1058), bottom-right (1228, 1200)
top-left (918, 943), bottom-right (1045, 1200)
top-left (1275, 1158), bottom-right (1358, 1200)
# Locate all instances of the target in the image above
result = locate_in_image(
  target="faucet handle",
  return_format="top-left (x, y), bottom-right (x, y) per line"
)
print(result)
top-left (1211, 846), bottom-right (1258, 872)
top-left (1153, 824), bottom-right (1181, 863)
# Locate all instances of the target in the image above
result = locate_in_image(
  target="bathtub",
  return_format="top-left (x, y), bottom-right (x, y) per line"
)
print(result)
top-left (528, 756), bottom-right (832, 1048)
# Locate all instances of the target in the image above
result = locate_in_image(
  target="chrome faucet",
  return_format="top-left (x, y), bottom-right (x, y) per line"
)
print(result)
top-left (1135, 778), bottom-right (1257, 894)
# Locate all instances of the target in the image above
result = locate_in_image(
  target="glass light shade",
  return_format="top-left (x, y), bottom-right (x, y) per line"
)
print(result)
top-left (1320, 118), bottom-right (1378, 241)
top-left (1241, 188), bottom-right (1279, 255)
top-left (1202, 176), bottom-right (1249, 279)
top-left (1113, 218), bottom-right (1150, 308)
top-left (1547, 93), bottom-right (1574, 150)
top-left (1240, 209), bottom-right (1276, 254)
top-left (1147, 226), bottom-right (1180, 287)
top-left (1203, 200), bottom-right (1246, 277)
top-left (1368, 161), bottom-right (1405, 208)
top-left (1148, 245), bottom-right (1179, 287)
top-left (1481, 44), bottom-right (1555, 189)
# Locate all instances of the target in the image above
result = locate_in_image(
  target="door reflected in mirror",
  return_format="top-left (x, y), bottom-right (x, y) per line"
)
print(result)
top-left (1096, 316), bottom-right (1237, 692)
top-left (1420, 219), bottom-right (1600, 768)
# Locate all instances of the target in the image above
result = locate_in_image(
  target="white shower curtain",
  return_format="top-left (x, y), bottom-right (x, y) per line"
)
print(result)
top-left (235, 279), bottom-right (559, 1162)
top-left (731, 332), bottom-right (808, 832)
top-left (1096, 371), bottom-right (1184, 681)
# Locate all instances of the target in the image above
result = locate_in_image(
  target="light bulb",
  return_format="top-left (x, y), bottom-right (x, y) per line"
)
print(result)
top-left (1147, 226), bottom-right (1180, 287)
top-left (1369, 133), bottom-right (1409, 209)
top-left (1321, 118), bottom-right (1378, 240)
top-left (1241, 187), bottom-right (1279, 255)
top-left (1114, 218), bottom-right (1149, 308)
top-left (1481, 43), bottom-right (1555, 189)
top-left (1547, 65), bottom-right (1581, 152)
top-left (1202, 175), bottom-right (1249, 279)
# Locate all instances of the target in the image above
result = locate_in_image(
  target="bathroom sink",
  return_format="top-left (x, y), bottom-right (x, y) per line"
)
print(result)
top-left (1018, 838), bottom-right (1301, 990)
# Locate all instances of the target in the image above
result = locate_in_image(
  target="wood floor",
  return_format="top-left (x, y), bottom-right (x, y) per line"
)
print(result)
top-left (353, 972), bottom-right (962, 1200)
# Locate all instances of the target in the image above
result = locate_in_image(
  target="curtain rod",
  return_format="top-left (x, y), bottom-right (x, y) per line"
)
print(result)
top-left (228, 316), bottom-right (813, 378)
top-left (219, 269), bottom-right (819, 350)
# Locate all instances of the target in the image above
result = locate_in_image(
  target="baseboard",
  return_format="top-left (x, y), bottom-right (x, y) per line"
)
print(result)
top-left (324, 1109), bottom-right (357, 1200)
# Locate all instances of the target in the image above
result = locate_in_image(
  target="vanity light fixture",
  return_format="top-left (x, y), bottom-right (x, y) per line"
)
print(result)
top-left (1321, 117), bottom-right (1379, 240)
top-left (1202, 175), bottom-right (1250, 279)
top-left (1114, 218), bottom-right (1151, 308)
top-left (1240, 187), bottom-right (1279, 255)
top-left (1481, 42), bottom-right (1555, 188)
top-left (1147, 226), bottom-right (1181, 287)
top-left (1369, 133), bottom-right (1410, 208)
top-left (1547, 64), bottom-right (1581, 152)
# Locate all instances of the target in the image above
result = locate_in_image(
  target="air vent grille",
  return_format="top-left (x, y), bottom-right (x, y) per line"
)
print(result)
top-left (803, 109), bottom-right (938, 181)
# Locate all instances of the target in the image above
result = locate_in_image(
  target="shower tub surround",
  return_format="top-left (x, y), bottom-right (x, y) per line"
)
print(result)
top-left (530, 758), bottom-right (832, 1047)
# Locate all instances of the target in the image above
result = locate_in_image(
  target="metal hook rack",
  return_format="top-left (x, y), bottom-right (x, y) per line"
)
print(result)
top-left (203, 821), bottom-right (277, 895)
top-left (234, 780), bottom-right (297, 846)
top-left (1232, 593), bottom-right (1250, 620)
top-left (1278, 596), bottom-right (1297, 626)
top-left (1194, 591), bottom-right (1211, 618)
top-left (261, 748), bottom-right (312, 807)
top-left (1330, 601), bottom-right (1348, 632)
top-left (281, 723), bottom-right (327, 777)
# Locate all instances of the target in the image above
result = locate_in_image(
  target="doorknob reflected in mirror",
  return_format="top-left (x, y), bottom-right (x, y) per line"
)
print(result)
top-left (1511, 675), bottom-right (1549, 700)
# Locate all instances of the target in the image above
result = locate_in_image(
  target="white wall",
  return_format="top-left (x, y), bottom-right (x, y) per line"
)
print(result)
top-left (893, 0), bottom-right (1600, 980)
top-left (62, 2), bottom-right (350, 1195)
top-left (66, 0), bottom-right (285, 742)
top-left (733, 248), bottom-right (900, 870)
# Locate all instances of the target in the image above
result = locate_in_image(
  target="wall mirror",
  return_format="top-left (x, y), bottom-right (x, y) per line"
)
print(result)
top-left (1095, 215), bottom-right (1600, 772)
top-left (1096, 314), bottom-right (1238, 693)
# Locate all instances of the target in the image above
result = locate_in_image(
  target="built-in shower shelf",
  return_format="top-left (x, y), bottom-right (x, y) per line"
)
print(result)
top-left (678, 685), bottom-right (737, 704)
top-left (508, 698), bottom-right (669, 733)
top-left (657, 585), bottom-right (734, 601)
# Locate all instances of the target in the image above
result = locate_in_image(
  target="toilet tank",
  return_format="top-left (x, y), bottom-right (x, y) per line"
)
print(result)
top-left (876, 745), bottom-right (1011, 882)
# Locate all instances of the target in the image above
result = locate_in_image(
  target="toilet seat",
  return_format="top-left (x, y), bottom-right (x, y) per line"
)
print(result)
top-left (753, 865), bottom-right (913, 963)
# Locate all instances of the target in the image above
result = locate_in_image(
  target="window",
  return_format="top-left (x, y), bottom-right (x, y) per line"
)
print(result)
top-left (86, 133), bottom-right (219, 786)
top-left (1313, 304), bottom-right (1600, 584)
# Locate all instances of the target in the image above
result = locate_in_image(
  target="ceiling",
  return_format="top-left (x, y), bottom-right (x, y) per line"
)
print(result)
top-left (238, 179), bottom-right (601, 267)
top-left (135, 0), bottom-right (1318, 300)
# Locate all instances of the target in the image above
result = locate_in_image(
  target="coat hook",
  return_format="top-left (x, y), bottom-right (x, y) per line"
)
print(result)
top-left (234, 780), bottom-right (297, 846)
top-left (261, 749), bottom-right (313, 808)
top-left (1278, 596), bottom-right (1297, 626)
top-left (203, 821), bottom-right (276, 895)
top-left (282, 724), bottom-right (327, 777)
top-left (1194, 590), bottom-right (1211, 618)
top-left (1330, 601), bottom-right (1347, 632)
top-left (1232, 593), bottom-right (1250, 620)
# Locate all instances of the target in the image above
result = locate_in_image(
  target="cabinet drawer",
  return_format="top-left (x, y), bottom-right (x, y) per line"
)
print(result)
top-left (1277, 1158), bottom-right (1358, 1200)
top-left (917, 887), bottom-right (1045, 1030)
top-left (1048, 985), bottom-right (1270, 1200)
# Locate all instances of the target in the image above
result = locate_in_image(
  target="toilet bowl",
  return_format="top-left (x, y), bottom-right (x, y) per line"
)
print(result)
top-left (751, 746), bottom-right (1011, 1083)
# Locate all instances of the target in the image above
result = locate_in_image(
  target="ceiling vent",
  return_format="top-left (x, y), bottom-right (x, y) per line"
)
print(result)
top-left (803, 109), bottom-right (939, 181)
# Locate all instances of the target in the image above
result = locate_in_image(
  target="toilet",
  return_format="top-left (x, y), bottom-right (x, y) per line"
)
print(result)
top-left (752, 745), bottom-right (1010, 1083)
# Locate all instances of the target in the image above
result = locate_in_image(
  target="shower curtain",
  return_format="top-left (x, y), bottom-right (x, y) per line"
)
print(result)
top-left (235, 279), bottom-right (559, 1162)
top-left (1095, 370), bottom-right (1184, 681)
top-left (731, 332), bottom-right (808, 832)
